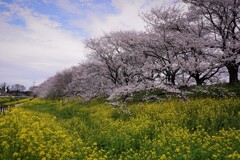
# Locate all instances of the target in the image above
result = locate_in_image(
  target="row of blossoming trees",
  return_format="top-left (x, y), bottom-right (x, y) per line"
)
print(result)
top-left (35, 0), bottom-right (240, 100)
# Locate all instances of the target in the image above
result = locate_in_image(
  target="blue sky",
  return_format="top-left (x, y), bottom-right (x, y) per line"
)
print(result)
top-left (0, 0), bottom-right (175, 89)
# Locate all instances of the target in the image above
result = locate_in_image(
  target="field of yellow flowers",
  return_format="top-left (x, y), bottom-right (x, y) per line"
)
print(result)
top-left (0, 98), bottom-right (240, 159)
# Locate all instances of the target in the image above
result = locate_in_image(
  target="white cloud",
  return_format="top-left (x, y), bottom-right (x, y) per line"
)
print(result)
top-left (0, 2), bottom-right (86, 88)
top-left (77, 0), bottom-right (176, 36)
top-left (55, 0), bottom-right (83, 15)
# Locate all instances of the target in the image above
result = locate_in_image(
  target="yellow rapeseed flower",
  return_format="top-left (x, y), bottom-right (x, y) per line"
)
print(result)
top-left (175, 147), bottom-right (180, 153)
top-left (12, 152), bottom-right (19, 157)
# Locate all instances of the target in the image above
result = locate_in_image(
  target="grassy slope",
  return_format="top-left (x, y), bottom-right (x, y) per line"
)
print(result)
top-left (4, 97), bottom-right (33, 106)
top-left (182, 82), bottom-right (240, 99)
top-left (0, 97), bottom-right (26, 104)
top-left (128, 82), bottom-right (240, 103)
top-left (0, 84), bottom-right (240, 159)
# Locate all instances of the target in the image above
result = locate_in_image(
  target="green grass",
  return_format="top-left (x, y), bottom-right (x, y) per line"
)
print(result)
top-left (4, 97), bottom-right (33, 106)
top-left (128, 89), bottom-right (173, 103)
top-left (0, 97), bottom-right (21, 103)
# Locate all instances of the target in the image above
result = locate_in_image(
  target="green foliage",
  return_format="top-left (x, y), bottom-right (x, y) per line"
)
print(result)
top-left (78, 97), bottom-right (108, 107)
top-left (4, 98), bottom-right (33, 106)
top-left (129, 89), bottom-right (171, 103)
top-left (110, 88), bottom-right (175, 105)
top-left (0, 97), bottom-right (23, 103)
top-left (0, 97), bottom-right (240, 159)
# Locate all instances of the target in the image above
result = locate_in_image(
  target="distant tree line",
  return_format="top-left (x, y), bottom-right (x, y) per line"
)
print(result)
top-left (0, 82), bottom-right (29, 96)
top-left (34, 0), bottom-right (240, 100)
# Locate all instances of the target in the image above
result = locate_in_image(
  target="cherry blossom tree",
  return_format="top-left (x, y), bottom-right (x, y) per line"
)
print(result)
top-left (166, 6), bottom-right (221, 85)
top-left (84, 32), bottom-right (154, 99)
top-left (141, 6), bottom-right (185, 85)
top-left (65, 62), bottom-right (113, 100)
top-left (143, 6), bottom-right (223, 85)
top-left (35, 68), bottom-right (73, 99)
top-left (85, 35), bottom-right (122, 86)
top-left (183, 0), bottom-right (240, 84)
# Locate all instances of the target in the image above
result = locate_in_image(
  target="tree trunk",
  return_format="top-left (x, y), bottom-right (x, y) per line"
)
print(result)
top-left (196, 79), bottom-right (204, 86)
top-left (226, 63), bottom-right (239, 84)
top-left (171, 75), bottom-right (176, 86)
top-left (193, 74), bottom-right (204, 86)
top-left (166, 71), bottom-right (176, 86)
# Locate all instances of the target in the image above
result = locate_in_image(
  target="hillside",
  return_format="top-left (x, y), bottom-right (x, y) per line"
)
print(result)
top-left (0, 84), bottom-right (240, 159)
top-left (120, 82), bottom-right (240, 104)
